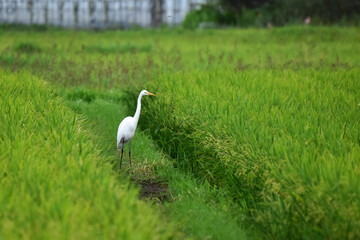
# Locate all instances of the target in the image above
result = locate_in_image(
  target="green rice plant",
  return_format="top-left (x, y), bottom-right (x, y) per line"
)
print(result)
top-left (127, 68), bottom-right (360, 239)
top-left (0, 26), bottom-right (359, 239)
top-left (61, 86), bottom-right (250, 240)
top-left (1, 27), bottom-right (359, 91)
top-left (84, 43), bottom-right (152, 54)
top-left (164, 168), bottom-right (250, 240)
top-left (14, 42), bottom-right (42, 53)
top-left (0, 71), bottom-right (173, 240)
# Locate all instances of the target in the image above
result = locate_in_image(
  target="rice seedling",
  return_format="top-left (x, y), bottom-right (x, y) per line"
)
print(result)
top-left (0, 71), bottom-right (174, 240)
top-left (129, 67), bottom-right (360, 239)
top-left (61, 87), bottom-right (250, 240)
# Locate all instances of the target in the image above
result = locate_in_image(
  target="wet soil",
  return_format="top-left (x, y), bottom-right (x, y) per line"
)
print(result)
top-left (138, 179), bottom-right (168, 203)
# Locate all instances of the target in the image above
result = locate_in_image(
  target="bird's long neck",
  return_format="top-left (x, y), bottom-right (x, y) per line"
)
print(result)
top-left (133, 93), bottom-right (143, 124)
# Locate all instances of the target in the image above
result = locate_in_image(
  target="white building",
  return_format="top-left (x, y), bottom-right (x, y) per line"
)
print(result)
top-left (0, 0), bottom-right (206, 28)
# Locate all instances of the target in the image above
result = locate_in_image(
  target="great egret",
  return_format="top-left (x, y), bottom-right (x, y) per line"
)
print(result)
top-left (117, 90), bottom-right (155, 168)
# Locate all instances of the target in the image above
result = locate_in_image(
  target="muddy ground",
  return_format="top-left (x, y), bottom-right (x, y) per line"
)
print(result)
top-left (138, 179), bottom-right (168, 203)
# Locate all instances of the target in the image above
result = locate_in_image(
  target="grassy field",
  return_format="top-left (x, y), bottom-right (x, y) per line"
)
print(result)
top-left (132, 69), bottom-right (360, 239)
top-left (0, 71), bottom-right (174, 239)
top-left (0, 26), bottom-right (359, 239)
top-left (61, 87), bottom-right (249, 240)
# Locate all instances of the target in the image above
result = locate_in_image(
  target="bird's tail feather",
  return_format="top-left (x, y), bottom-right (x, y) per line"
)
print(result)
top-left (118, 138), bottom-right (124, 150)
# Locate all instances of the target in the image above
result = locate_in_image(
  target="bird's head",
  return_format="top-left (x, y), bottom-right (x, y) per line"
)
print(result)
top-left (141, 90), bottom-right (156, 96)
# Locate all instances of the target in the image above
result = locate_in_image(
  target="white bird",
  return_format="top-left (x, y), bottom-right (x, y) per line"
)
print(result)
top-left (117, 90), bottom-right (155, 168)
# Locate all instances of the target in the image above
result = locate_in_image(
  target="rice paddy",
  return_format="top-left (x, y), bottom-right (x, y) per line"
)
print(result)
top-left (0, 26), bottom-right (359, 239)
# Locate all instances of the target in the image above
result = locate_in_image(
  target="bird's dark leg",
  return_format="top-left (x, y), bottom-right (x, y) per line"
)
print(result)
top-left (119, 139), bottom-right (124, 169)
top-left (129, 140), bottom-right (132, 167)
top-left (120, 147), bottom-right (124, 169)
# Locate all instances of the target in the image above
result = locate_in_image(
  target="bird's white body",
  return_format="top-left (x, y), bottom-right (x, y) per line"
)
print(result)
top-left (117, 90), bottom-right (155, 153)
top-left (117, 116), bottom-right (136, 149)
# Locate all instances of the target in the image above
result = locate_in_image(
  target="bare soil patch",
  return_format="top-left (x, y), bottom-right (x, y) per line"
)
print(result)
top-left (138, 180), bottom-right (168, 203)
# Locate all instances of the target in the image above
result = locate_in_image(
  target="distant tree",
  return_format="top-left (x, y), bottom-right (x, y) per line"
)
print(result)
top-left (272, 0), bottom-right (360, 24)
top-left (218, 0), bottom-right (272, 10)
top-left (210, 0), bottom-right (360, 25)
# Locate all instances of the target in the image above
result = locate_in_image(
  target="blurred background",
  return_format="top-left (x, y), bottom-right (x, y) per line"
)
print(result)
top-left (0, 0), bottom-right (205, 28)
top-left (0, 0), bottom-right (359, 29)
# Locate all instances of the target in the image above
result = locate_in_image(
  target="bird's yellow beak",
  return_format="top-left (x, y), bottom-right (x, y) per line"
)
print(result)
top-left (146, 92), bottom-right (156, 96)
